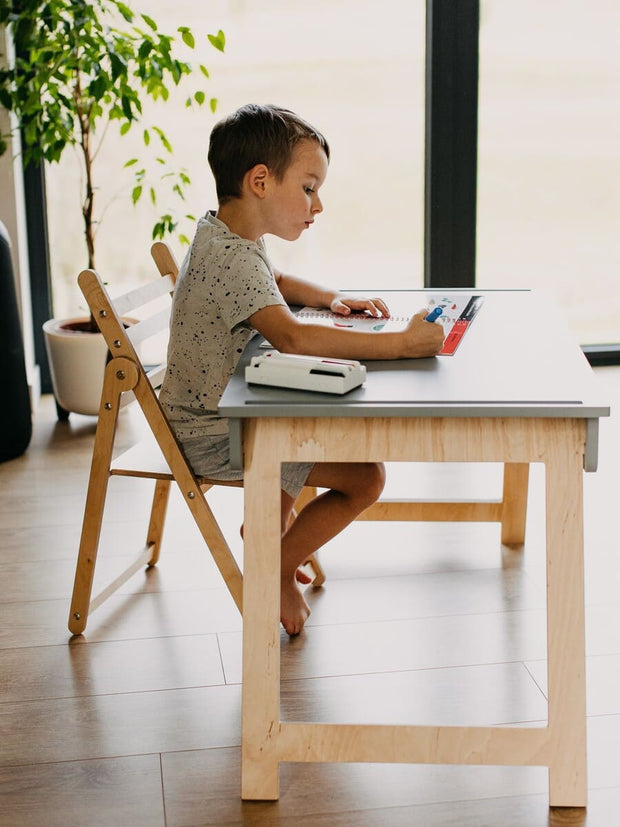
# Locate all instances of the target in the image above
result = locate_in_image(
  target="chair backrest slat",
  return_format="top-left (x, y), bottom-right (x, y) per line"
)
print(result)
top-left (126, 307), bottom-right (172, 348)
top-left (78, 265), bottom-right (176, 369)
top-left (145, 364), bottom-right (167, 388)
top-left (113, 274), bottom-right (175, 317)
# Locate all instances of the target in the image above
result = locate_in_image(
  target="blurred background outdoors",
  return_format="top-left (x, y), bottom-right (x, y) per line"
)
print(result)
top-left (45, 0), bottom-right (620, 346)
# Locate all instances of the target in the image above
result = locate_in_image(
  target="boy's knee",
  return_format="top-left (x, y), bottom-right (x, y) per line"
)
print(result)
top-left (363, 462), bottom-right (386, 504)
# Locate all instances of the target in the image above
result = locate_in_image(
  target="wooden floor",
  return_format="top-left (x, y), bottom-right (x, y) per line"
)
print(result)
top-left (1, 367), bottom-right (620, 826)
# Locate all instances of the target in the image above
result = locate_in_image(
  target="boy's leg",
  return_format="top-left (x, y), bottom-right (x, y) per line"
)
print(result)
top-left (279, 462), bottom-right (385, 635)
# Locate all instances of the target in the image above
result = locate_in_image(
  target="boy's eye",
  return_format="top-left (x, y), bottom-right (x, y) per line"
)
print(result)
top-left (304, 186), bottom-right (315, 194)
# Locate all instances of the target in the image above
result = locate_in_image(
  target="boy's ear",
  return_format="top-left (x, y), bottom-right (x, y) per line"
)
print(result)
top-left (246, 163), bottom-right (270, 198)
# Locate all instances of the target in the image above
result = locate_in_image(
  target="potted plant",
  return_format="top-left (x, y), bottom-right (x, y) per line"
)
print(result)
top-left (0, 0), bottom-right (224, 417)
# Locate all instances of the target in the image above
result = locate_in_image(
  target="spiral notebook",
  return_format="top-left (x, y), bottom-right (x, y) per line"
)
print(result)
top-left (260, 293), bottom-right (484, 355)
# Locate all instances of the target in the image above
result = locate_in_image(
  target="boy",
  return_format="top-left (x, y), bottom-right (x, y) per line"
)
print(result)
top-left (160, 103), bottom-right (444, 635)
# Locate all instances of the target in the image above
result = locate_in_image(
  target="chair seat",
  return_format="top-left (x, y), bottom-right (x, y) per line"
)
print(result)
top-left (111, 436), bottom-right (243, 488)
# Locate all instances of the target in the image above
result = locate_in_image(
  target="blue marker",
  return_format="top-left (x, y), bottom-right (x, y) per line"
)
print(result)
top-left (425, 306), bottom-right (443, 323)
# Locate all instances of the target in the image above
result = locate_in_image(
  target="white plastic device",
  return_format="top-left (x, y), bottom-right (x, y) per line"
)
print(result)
top-left (245, 352), bottom-right (366, 395)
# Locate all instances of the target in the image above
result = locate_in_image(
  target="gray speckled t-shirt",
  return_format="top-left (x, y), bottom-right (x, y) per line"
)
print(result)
top-left (159, 212), bottom-right (285, 442)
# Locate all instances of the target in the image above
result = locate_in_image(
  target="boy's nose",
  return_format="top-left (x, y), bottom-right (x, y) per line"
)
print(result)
top-left (312, 194), bottom-right (323, 214)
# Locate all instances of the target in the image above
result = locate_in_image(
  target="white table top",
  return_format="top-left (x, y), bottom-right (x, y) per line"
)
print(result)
top-left (219, 290), bottom-right (609, 421)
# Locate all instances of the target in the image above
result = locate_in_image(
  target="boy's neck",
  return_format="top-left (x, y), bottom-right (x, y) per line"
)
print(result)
top-left (215, 201), bottom-right (262, 243)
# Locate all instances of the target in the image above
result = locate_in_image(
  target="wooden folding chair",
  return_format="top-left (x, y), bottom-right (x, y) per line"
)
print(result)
top-left (68, 242), bottom-right (324, 636)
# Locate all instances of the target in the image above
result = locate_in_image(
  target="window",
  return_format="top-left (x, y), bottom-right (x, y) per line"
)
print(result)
top-left (477, 0), bottom-right (620, 346)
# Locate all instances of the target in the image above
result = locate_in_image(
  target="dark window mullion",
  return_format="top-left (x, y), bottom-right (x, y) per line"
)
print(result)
top-left (424, 0), bottom-right (480, 289)
top-left (22, 161), bottom-right (53, 392)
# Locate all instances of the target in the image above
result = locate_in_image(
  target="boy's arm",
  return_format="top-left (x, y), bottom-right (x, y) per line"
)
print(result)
top-left (274, 270), bottom-right (389, 319)
top-left (249, 303), bottom-right (445, 361)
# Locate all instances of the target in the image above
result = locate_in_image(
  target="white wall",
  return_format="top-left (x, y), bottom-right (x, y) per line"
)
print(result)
top-left (0, 25), bottom-right (40, 402)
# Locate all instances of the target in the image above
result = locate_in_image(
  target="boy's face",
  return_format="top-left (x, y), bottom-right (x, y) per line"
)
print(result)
top-left (263, 140), bottom-right (328, 241)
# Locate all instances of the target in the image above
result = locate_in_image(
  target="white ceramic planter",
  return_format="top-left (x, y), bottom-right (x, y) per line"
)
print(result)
top-left (43, 317), bottom-right (109, 416)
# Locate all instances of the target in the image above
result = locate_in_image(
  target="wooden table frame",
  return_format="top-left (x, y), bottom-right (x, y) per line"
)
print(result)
top-left (241, 414), bottom-right (588, 806)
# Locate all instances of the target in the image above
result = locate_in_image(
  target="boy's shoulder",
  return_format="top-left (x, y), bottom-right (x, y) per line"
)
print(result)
top-left (188, 212), bottom-right (270, 272)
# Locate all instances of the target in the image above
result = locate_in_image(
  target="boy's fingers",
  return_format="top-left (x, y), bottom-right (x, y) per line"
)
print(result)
top-left (356, 301), bottom-right (381, 317)
top-left (331, 300), bottom-right (351, 315)
top-left (335, 298), bottom-right (390, 318)
top-left (373, 298), bottom-right (390, 317)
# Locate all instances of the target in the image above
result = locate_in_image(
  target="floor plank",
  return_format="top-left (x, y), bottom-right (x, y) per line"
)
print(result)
top-left (0, 634), bottom-right (225, 702)
top-left (219, 608), bottom-right (549, 684)
top-left (0, 684), bottom-right (242, 767)
top-left (0, 754), bottom-right (165, 827)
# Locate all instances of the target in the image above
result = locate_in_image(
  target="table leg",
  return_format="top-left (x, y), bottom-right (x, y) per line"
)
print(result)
top-left (241, 421), bottom-right (282, 800)
top-left (545, 432), bottom-right (587, 807)
top-left (501, 462), bottom-right (529, 545)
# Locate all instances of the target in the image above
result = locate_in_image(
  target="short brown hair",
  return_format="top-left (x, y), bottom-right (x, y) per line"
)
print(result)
top-left (208, 103), bottom-right (330, 204)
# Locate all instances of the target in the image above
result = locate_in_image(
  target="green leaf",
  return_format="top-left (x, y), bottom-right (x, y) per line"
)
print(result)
top-left (88, 75), bottom-right (107, 100)
top-left (0, 88), bottom-right (12, 110)
top-left (194, 91), bottom-right (205, 106)
top-left (116, 3), bottom-right (134, 23)
top-left (207, 30), bottom-right (226, 52)
top-left (179, 234), bottom-right (190, 246)
top-left (142, 14), bottom-right (158, 31)
top-left (150, 187), bottom-right (156, 205)
top-left (178, 27), bottom-right (195, 49)
top-left (90, 102), bottom-right (103, 121)
top-left (121, 95), bottom-right (133, 120)
top-left (109, 52), bottom-right (127, 82)
top-left (199, 64), bottom-right (210, 79)
top-left (132, 185), bottom-right (142, 205)
top-left (120, 122), bottom-right (132, 136)
top-left (138, 40), bottom-right (152, 61)
top-left (153, 126), bottom-right (172, 153)
top-left (143, 129), bottom-right (150, 146)
top-left (209, 97), bottom-right (218, 113)
top-left (124, 158), bottom-right (139, 167)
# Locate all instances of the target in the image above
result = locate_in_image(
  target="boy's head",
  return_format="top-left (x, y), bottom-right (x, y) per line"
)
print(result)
top-left (208, 104), bottom-right (330, 205)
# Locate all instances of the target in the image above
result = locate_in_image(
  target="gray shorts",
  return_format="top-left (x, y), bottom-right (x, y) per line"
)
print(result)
top-left (183, 433), bottom-right (314, 500)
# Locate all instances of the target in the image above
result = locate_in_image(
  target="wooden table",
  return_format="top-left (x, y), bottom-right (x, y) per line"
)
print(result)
top-left (219, 289), bottom-right (609, 806)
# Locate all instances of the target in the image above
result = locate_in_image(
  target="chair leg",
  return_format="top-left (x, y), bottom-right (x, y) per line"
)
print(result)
top-left (68, 435), bottom-right (117, 635)
top-left (146, 478), bottom-right (172, 566)
top-left (69, 484), bottom-right (109, 635)
top-left (305, 553), bottom-right (326, 588)
top-left (68, 361), bottom-right (125, 635)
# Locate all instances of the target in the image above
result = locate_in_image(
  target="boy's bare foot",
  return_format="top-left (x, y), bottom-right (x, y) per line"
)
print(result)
top-left (281, 577), bottom-right (311, 636)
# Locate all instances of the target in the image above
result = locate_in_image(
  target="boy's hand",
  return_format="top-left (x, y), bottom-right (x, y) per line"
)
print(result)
top-left (330, 295), bottom-right (390, 318)
top-left (401, 309), bottom-right (446, 357)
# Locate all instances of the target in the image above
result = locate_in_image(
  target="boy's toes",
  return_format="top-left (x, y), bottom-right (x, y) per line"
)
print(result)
top-left (281, 580), bottom-right (311, 636)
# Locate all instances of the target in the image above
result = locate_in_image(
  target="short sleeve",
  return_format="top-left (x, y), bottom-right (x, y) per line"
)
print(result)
top-left (213, 242), bottom-right (285, 331)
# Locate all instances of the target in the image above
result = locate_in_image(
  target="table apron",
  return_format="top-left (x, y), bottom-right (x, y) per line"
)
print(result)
top-left (242, 416), bottom-right (587, 466)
